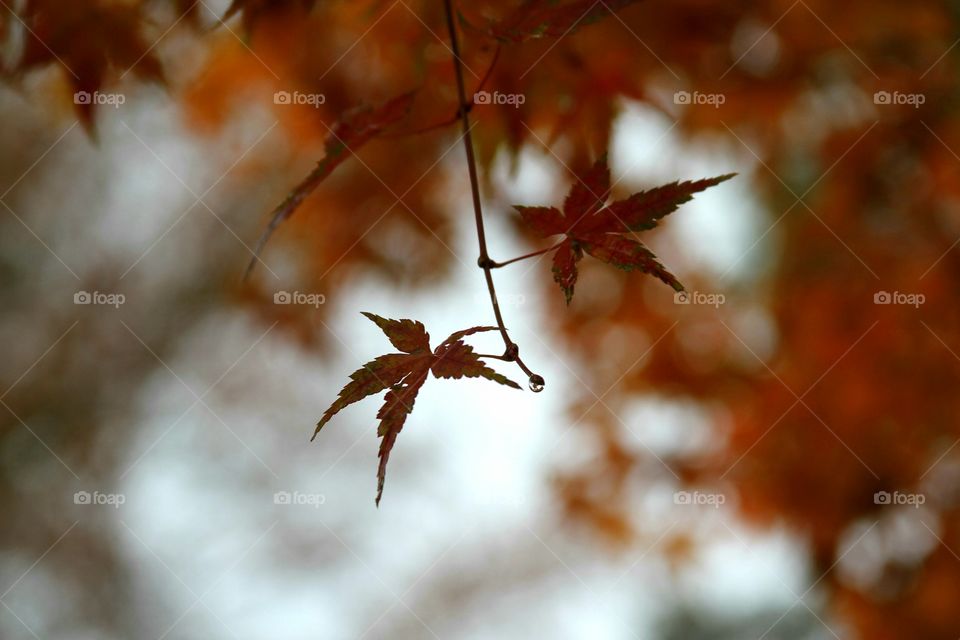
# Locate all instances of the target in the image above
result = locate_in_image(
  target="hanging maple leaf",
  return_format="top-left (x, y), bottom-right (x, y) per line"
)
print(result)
top-left (11, 0), bottom-right (164, 130)
top-left (245, 91), bottom-right (416, 278)
top-left (478, 0), bottom-right (643, 44)
top-left (514, 155), bottom-right (734, 304)
top-left (314, 312), bottom-right (520, 505)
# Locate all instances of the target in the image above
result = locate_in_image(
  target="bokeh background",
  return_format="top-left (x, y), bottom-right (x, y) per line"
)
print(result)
top-left (2, 0), bottom-right (959, 638)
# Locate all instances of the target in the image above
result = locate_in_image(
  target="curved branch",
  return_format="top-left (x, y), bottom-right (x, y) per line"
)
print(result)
top-left (442, 0), bottom-right (543, 390)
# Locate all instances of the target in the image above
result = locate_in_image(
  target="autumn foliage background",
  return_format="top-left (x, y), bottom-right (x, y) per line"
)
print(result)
top-left (2, 0), bottom-right (959, 638)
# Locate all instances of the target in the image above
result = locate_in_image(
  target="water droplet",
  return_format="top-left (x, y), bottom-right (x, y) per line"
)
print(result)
top-left (528, 375), bottom-right (545, 393)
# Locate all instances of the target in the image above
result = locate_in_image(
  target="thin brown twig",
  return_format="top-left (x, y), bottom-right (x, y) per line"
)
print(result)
top-left (442, 0), bottom-right (543, 389)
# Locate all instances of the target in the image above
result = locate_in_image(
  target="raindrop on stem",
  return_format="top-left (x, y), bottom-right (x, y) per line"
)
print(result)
top-left (528, 374), bottom-right (545, 393)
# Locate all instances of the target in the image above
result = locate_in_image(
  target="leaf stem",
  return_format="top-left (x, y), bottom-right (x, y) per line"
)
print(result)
top-left (443, 0), bottom-right (542, 388)
top-left (476, 353), bottom-right (510, 361)
top-left (490, 241), bottom-right (563, 268)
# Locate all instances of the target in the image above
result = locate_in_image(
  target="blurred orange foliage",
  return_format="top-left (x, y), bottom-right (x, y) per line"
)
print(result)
top-left (6, 0), bottom-right (960, 636)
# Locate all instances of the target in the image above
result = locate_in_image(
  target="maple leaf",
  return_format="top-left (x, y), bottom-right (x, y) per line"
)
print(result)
top-left (480, 0), bottom-right (643, 44)
top-left (245, 91), bottom-right (416, 278)
top-left (10, 0), bottom-right (164, 131)
top-left (314, 312), bottom-right (520, 505)
top-left (514, 155), bottom-right (734, 304)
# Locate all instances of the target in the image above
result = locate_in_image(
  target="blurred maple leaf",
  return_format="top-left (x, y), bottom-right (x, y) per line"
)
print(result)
top-left (11, 0), bottom-right (164, 129)
top-left (514, 155), bottom-right (734, 303)
top-left (314, 312), bottom-right (520, 505)
top-left (223, 0), bottom-right (318, 34)
top-left (245, 91), bottom-right (416, 278)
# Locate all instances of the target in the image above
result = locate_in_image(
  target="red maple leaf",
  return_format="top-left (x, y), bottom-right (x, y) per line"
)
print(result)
top-left (314, 312), bottom-right (520, 505)
top-left (514, 155), bottom-right (734, 304)
top-left (245, 91), bottom-right (416, 278)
